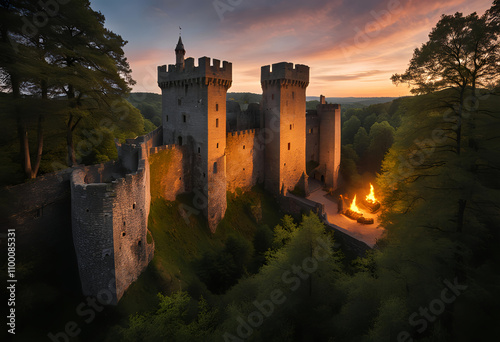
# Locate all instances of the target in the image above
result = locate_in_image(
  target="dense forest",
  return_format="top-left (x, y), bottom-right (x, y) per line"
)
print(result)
top-left (1, 0), bottom-right (500, 341)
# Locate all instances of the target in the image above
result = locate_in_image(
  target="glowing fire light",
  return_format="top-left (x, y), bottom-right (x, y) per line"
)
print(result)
top-left (366, 184), bottom-right (377, 204)
top-left (350, 195), bottom-right (361, 213)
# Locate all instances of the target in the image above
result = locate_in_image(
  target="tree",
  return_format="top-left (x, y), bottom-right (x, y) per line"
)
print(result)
top-left (391, 4), bottom-right (500, 236)
top-left (1, 0), bottom-right (135, 178)
top-left (353, 126), bottom-right (369, 157)
top-left (391, 9), bottom-right (500, 155)
top-left (342, 115), bottom-right (361, 145)
top-left (45, 0), bottom-right (135, 165)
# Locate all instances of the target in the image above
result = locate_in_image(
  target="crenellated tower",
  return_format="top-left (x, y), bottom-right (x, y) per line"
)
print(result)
top-left (317, 95), bottom-right (341, 189)
top-left (261, 62), bottom-right (309, 196)
top-left (158, 40), bottom-right (232, 232)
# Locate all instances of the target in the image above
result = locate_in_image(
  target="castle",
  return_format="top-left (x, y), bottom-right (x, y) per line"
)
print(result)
top-left (5, 38), bottom-right (341, 304)
top-left (158, 37), bottom-right (341, 231)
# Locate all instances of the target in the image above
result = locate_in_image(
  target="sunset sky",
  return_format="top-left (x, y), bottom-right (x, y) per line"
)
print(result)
top-left (90, 0), bottom-right (493, 97)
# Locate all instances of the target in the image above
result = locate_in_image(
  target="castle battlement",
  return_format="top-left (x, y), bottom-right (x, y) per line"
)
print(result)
top-left (261, 62), bottom-right (309, 88)
top-left (158, 56), bottom-right (232, 88)
top-left (318, 103), bottom-right (341, 111)
top-left (227, 128), bottom-right (259, 137)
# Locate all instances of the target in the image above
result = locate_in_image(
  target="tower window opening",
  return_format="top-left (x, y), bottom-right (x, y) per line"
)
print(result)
top-left (198, 147), bottom-right (201, 154)
top-left (217, 143), bottom-right (219, 148)
top-left (185, 84), bottom-right (188, 95)
top-left (216, 103), bottom-right (219, 111)
top-left (288, 142), bottom-right (291, 150)
top-left (216, 118), bottom-right (219, 127)
top-left (292, 91), bottom-right (295, 99)
top-left (290, 124), bottom-right (292, 130)
top-left (166, 115), bottom-right (169, 122)
top-left (213, 162), bottom-right (218, 174)
top-left (183, 114), bottom-right (187, 122)
top-left (243, 145), bottom-right (245, 149)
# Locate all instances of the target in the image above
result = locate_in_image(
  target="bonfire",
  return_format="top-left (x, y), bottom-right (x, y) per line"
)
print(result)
top-left (361, 183), bottom-right (381, 213)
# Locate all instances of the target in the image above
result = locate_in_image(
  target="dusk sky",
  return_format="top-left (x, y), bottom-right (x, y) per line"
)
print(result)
top-left (90, 0), bottom-right (493, 97)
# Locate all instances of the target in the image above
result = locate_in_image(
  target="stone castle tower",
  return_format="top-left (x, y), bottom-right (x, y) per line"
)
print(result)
top-left (317, 95), bottom-right (341, 189)
top-left (158, 37), bottom-right (232, 232)
top-left (261, 62), bottom-right (310, 195)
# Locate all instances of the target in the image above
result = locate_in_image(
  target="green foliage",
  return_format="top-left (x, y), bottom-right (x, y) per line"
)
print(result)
top-left (112, 292), bottom-right (219, 342)
top-left (196, 235), bottom-right (253, 294)
top-left (127, 92), bottom-right (162, 127)
top-left (353, 126), bottom-right (370, 157)
top-left (218, 213), bottom-right (344, 341)
top-left (342, 115), bottom-right (361, 144)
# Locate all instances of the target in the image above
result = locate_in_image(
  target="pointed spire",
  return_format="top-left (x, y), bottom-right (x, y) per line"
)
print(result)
top-left (175, 36), bottom-right (185, 67)
top-left (175, 36), bottom-right (185, 53)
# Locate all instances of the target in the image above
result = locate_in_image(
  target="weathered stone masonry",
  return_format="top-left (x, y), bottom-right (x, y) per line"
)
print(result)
top-left (71, 133), bottom-right (156, 303)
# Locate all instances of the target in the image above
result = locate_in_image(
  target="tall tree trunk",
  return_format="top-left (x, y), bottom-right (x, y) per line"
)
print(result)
top-left (20, 118), bottom-right (32, 178)
top-left (67, 114), bottom-right (76, 166)
top-left (30, 113), bottom-right (44, 178)
top-left (29, 79), bottom-right (47, 178)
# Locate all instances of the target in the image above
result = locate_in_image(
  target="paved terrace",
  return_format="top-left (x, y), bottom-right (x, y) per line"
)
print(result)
top-left (306, 183), bottom-right (385, 248)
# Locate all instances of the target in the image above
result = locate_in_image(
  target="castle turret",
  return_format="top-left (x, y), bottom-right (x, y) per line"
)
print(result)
top-left (175, 36), bottom-right (185, 68)
top-left (158, 41), bottom-right (232, 232)
top-left (261, 62), bottom-right (309, 196)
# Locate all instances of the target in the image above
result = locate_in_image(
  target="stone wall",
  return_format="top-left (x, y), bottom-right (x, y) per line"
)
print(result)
top-left (306, 111), bottom-right (320, 163)
top-left (71, 137), bottom-right (156, 304)
top-left (149, 145), bottom-right (190, 201)
top-left (0, 167), bottom-right (77, 280)
top-left (226, 129), bottom-right (265, 192)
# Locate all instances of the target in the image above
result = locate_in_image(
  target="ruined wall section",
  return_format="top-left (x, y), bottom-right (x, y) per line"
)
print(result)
top-left (149, 144), bottom-right (190, 201)
top-left (71, 136), bottom-right (156, 304)
top-left (226, 129), bottom-right (264, 192)
top-left (261, 62), bottom-right (309, 196)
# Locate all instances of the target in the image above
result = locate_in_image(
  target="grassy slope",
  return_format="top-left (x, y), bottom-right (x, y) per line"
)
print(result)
top-left (113, 148), bottom-right (283, 317)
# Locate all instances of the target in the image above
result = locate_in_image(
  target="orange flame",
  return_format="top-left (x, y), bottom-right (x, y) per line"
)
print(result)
top-left (350, 195), bottom-right (361, 213)
top-left (366, 184), bottom-right (377, 204)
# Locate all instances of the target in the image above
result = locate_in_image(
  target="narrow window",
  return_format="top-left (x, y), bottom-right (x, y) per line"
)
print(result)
top-left (138, 240), bottom-right (142, 246)
top-left (290, 124), bottom-right (292, 130)
top-left (288, 142), bottom-right (291, 150)
top-left (178, 99), bottom-right (181, 106)
top-left (122, 232), bottom-right (126, 237)
top-left (166, 115), bottom-right (169, 122)
top-left (132, 203), bottom-right (136, 209)
top-left (183, 114), bottom-right (186, 123)
top-left (216, 103), bottom-right (219, 111)
top-left (185, 84), bottom-right (188, 95)
top-left (217, 143), bottom-right (219, 148)
top-left (198, 147), bottom-right (201, 154)
top-left (216, 118), bottom-right (219, 128)
top-left (292, 91), bottom-right (295, 99)
top-left (213, 162), bottom-right (217, 174)
top-left (243, 145), bottom-right (245, 150)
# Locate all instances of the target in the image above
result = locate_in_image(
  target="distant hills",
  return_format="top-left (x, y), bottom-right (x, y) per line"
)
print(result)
top-left (305, 96), bottom-right (400, 106)
top-left (127, 92), bottom-right (403, 126)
